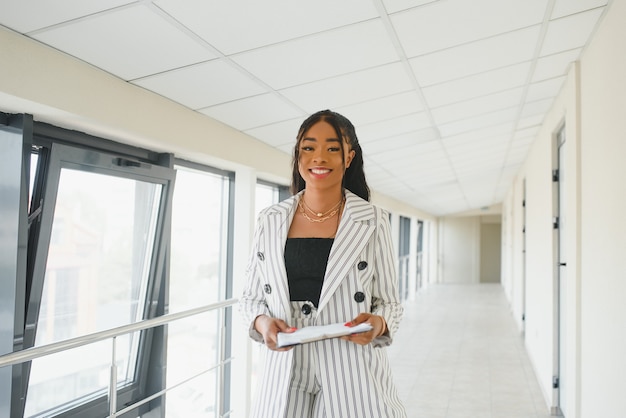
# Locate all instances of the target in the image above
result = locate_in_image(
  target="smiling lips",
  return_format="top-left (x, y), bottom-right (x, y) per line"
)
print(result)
top-left (310, 167), bottom-right (331, 178)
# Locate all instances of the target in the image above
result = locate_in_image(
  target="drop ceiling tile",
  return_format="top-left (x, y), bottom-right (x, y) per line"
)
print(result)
top-left (133, 60), bottom-right (266, 109)
top-left (517, 114), bottom-right (545, 129)
top-left (432, 88), bottom-right (523, 125)
top-left (509, 141), bottom-right (534, 158)
top-left (461, 182), bottom-right (500, 196)
top-left (245, 118), bottom-right (304, 148)
top-left (533, 48), bottom-right (581, 82)
top-left (279, 63), bottom-right (413, 112)
top-left (454, 151), bottom-right (509, 169)
top-left (467, 194), bottom-right (498, 208)
top-left (32, 5), bottom-right (216, 80)
top-left (154, 0), bottom-right (378, 55)
top-left (521, 98), bottom-right (555, 118)
top-left (335, 91), bottom-right (426, 127)
top-left (368, 178), bottom-right (399, 191)
top-left (364, 130), bottom-right (439, 156)
top-left (391, 0), bottom-right (547, 57)
top-left (363, 162), bottom-right (394, 179)
top-left (358, 112), bottom-right (432, 143)
top-left (231, 19), bottom-right (399, 90)
top-left (374, 183), bottom-right (411, 195)
top-left (410, 26), bottom-right (540, 86)
top-left (422, 62), bottom-right (531, 108)
top-left (439, 107), bottom-right (518, 137)
top-left (411, 173), bottom-right (457, 189)
top-left (453, 160), bottom-right (507, 178)
top-left (456, 166), bottom-right (502, 180)
top-left (514, 126), bottom-right (540, 140)
top-left (505, 148), bottom-right (531, 165)
top-left (450, 146), bottom-right (509, 165)
top-left (510, 135), bottom-right (536, 149)
top-left (526, 76), bottom-right (566, 102)
top-left (199, 93), bottom-right (303, 131)
top-left (541, 8), bottom-right (605, 56)
top-left (373, 140), bottom-right (448, 166)
top-left (383, 0), bottom-right (439, 14)
top-left (421, 181), bottom-right (464, 198)
top-left (397, 169), bottom-right (457, 188)
top-left (551, 0), bottom-right (608, 19)
top-left (443, 123), bottom-right (514, 148)
top-left (0, 0), bottom-right (135, 33)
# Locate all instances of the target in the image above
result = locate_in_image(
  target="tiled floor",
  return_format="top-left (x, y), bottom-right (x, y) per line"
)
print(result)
top-left (387, 283), bottom-right (554, 418)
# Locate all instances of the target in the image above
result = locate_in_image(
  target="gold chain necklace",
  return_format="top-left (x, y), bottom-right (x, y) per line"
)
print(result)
top-left (298, 199), bottom-right (343, 223)
top-left (300, 196), bottom-right (343, 218)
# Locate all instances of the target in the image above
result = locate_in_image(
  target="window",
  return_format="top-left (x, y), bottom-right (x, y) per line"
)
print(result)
top-left (398, 216), bottom-right (411, 301)
top-left (21, 138), bottom-right (174, 417)
top-left (416, 220), bottom-right (424, 291)
top-left (26, 167), bottom-right (163, 416)
top-left (166, 164), bottom-right (233, 417)
top-left (4, 115), bottom-right (236, 418)
top-left (255, 181), bottom-right (280, 215)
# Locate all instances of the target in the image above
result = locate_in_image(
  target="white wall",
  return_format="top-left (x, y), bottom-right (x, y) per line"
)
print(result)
top-left (502, 63), bottom-right (578, 416)
top-left (501, 2), bottom-right (626, 417)
top-left (578, 0), bottom-right (626, 416)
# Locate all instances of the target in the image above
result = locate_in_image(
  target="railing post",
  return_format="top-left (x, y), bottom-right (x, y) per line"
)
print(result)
top-left (109, 336), bottom-right (118, 417)
top-left (217, 312), bottom-right (225, 417)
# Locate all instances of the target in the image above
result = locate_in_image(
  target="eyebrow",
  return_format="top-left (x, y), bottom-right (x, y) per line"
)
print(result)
top-left (302, 137), bottom-right (340, 143)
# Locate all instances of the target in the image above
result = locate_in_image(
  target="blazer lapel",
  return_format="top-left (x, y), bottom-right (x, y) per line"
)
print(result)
top-left (264, 194), bottom-right (299, 319)
top-left (317, 191), bottom-right (376, 314)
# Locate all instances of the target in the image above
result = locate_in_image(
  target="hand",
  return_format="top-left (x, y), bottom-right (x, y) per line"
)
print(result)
top-left (254, 315), bottom-right (296, 351)
top-left (340, 313), bottom-right (387, 345)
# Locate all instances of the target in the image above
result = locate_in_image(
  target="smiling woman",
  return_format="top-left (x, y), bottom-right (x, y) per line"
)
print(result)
top-left (239, 110), bottom-right (407, 418)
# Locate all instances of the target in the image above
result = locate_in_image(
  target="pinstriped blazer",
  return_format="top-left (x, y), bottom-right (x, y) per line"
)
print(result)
top-left (239, 190), bottom-right (406, 417)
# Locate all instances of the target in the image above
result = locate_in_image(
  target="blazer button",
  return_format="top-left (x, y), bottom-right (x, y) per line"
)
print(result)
top-left (357, 261), bottom-right (368, 270)
top-left (263, 284), bottom-right (271, 294)
top-left (257, 252), bottom-right (265, 261)
top-left (354, 292), bottom-right (365, 303)
top-left (301, 304), bottom-right (312, 315)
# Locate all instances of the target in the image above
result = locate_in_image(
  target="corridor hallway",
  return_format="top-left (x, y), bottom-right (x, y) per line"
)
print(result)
top-left (388, 284), bottom-right (551, 418)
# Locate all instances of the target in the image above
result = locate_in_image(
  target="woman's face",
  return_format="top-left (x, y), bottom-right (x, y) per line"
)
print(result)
top-left (298, 120), bottom-right (355, 192)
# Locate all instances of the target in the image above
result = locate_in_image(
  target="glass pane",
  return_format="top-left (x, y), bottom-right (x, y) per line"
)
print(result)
top-left (25, 168), bottom-right (162, 416)
top-left (165, 312), bottom-right (219, 418)
top-left (170, 168), bottom-right (229, 310)
top-left (255, 183), bottom-right (278, 215)
top-left (29, 152), bottom-right (38, 212)
top-left (167, 167), bottom-right (230, 418)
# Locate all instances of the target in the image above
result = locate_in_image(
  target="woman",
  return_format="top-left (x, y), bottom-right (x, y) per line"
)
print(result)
top-left (239, 110), bottom-right (406, 417)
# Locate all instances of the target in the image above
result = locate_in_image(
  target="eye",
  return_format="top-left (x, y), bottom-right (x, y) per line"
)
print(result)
top-left (301, 145), bottom-right (314, 152)
top-left (328, 146), bottom-right (341, 152)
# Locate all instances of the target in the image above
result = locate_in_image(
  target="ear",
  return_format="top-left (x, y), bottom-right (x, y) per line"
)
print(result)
top-left (345, 149), bottom-right (356, 168)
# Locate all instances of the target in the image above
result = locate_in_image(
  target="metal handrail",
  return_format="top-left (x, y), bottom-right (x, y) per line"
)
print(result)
top-left (0, 298), bottom-right (238, 367)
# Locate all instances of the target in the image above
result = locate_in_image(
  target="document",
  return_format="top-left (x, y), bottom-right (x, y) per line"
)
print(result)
top-left (276, 322), bottom-right (373, 348)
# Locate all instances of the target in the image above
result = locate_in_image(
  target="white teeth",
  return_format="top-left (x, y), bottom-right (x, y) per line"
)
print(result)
top-left (311, 168), bottom-right (330, 174)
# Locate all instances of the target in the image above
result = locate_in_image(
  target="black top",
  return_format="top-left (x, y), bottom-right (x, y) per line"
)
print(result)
top-left (284, 238), bottom-right (333, 307)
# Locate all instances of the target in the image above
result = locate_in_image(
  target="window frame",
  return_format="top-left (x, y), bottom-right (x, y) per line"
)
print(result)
top-left (14, 118), bottom-right (177, 418)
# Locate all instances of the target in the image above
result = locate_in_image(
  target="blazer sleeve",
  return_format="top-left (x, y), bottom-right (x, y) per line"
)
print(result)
top-left (370, 206), bottom-right (404, 347)
top-left (238, 213), bottom-right (271, 344)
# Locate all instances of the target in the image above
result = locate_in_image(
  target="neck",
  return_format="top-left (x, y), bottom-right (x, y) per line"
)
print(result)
top-left (302, 188), bottom-right (344, 208)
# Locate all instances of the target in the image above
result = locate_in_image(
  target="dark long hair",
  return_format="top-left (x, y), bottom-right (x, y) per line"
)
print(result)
top-left (290, 110), bottom-right (370, 201)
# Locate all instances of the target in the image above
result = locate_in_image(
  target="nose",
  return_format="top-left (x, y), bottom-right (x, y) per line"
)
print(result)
top-left (312, 147), bottom-right (327, 162)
